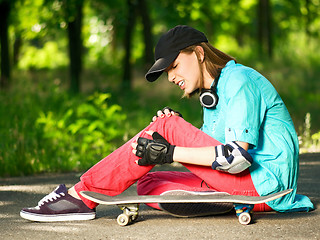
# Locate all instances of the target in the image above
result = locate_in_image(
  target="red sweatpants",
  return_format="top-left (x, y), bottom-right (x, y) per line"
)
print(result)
top-left (74, 116), bottom-right (272, 212)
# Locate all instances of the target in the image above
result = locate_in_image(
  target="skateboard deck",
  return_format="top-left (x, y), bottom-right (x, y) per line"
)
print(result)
top-left (80, 189), bottom-right (292, 226)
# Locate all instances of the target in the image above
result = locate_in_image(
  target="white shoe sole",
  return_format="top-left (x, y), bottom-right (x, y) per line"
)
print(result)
top-left (20, 210), bottom-right (96, 222)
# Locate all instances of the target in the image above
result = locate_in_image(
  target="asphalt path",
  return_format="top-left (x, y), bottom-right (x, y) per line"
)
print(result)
top-left (0, 153), bottom-right (319, 240)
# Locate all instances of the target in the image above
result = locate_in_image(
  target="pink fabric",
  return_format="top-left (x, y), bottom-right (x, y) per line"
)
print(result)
top-left (74, 116), bottom-right (272, 212)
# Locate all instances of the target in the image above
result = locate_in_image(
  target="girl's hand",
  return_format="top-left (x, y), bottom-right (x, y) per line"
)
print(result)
top-left (131, 131), bottom-right (153, 156)
top-left (132, 131), bottom-right (175, 166)
top-left (132, 131), bottom-right (155, 165)
top-left (152, 107), bottom-right (183, 122)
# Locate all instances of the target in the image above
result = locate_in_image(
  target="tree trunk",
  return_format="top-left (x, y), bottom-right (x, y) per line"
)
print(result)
top-left (66, 0), bottom-right (84, 94)
top-left (0, 0), bottom-right (11, 89)
top-left (137, 0), bottom-right (153, 70)
top-left (122, 0), bottom-right (137, 90)
top-left (257, 0), bottom-right (273, 58)
top-left (13, 34), bottom-right (22, 67)
top-left (305, 0), bottom-right (311, 36)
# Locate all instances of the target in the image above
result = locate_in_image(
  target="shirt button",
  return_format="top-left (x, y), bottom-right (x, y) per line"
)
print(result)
top-left (245, 129), bottom-right (248, 133)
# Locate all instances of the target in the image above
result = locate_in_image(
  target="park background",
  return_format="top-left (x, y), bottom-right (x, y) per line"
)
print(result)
top-left (0, 0), bottom-right (319, 177)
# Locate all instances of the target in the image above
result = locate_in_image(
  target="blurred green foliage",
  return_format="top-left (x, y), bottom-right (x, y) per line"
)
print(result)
top-left (19, 41), bottom-right (68, 69)
top-left (0, 79), bottom-right (126, 176)
top-left (35, 92), bottom-right (126, 171)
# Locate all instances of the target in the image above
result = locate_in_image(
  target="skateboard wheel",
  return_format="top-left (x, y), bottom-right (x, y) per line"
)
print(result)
top-left (238, 212), bottom-right (251, 225)
top-left (117, 214), bottom-right (130, 226)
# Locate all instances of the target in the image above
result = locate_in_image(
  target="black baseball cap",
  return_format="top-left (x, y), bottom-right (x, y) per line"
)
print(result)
top-left (145, 25), bottom-right (208, 82)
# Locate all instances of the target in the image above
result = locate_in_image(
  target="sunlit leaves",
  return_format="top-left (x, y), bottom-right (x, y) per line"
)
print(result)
top-left (35, 92), bottom-right (127, 170)
top-left (18, 41), bottom-right (68, 69)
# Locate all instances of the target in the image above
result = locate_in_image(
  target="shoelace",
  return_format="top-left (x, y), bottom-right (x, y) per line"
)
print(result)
top-left (38, 191), bottom-right (66, 206)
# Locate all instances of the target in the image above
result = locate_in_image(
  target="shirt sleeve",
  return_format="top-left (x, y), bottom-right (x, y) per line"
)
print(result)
top-left (223, 69), bottom-right (266, 147)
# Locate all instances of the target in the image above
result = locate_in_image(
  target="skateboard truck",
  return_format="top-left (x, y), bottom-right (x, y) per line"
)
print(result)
top-left (234, 204), bottom-right (254, 225)
top-left (116, 204), bottom-right (139, 226)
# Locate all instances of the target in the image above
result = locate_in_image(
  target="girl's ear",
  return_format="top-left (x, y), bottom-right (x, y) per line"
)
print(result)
top-left (195, 46), bottom-right (205, 62)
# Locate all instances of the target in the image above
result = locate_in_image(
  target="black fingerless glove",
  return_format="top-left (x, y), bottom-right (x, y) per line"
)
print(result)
top-left (135, 132), bottom-right (175, 166)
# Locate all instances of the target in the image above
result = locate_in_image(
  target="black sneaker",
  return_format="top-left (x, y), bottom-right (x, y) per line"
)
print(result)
top-left (20, 184), bottom-right (96, 222)
top-left (159, 190), bottom-right (233, 217)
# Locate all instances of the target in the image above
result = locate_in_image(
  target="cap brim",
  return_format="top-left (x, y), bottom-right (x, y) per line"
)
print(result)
top-left (145, 52), bottom-right (179, 82)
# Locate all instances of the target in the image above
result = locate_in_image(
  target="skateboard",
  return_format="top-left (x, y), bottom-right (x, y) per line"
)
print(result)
top-left (80, 189), bottom-right (292, 226)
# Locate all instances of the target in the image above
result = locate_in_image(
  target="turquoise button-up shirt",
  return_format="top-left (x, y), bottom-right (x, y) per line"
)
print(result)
top-left (201, 60), bottom-right (314, 212)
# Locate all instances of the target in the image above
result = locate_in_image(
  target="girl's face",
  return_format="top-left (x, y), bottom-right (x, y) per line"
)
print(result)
top-left (166, 51), bottom-right (202, 95)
